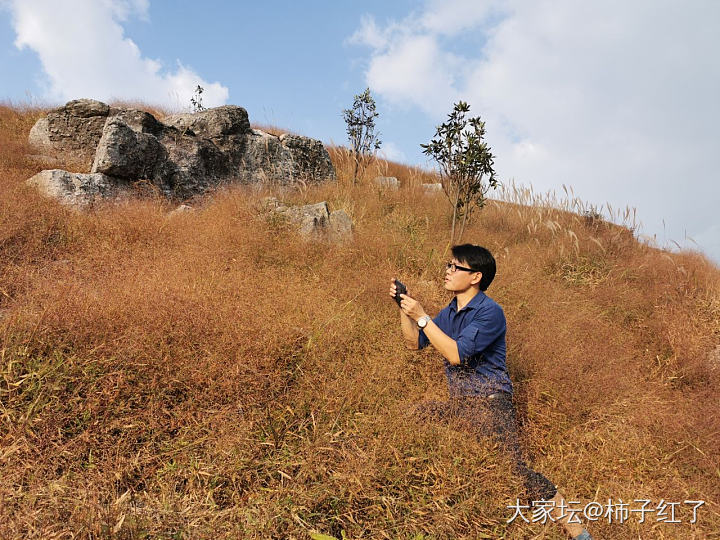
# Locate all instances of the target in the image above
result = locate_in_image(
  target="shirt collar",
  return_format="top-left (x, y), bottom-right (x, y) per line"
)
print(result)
top-left (449, 291), bottom-right (487, 313)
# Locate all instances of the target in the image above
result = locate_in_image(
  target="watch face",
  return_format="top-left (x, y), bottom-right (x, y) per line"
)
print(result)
top-left (418, 316), bottom-right (428, 328)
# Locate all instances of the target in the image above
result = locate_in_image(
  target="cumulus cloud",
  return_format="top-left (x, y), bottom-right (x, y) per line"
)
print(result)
top-left (350, 16), bottom-right (462, 116)
top-left (419, 0), bottom-right (501, 35)
top-left (378, 141), bottom-right (406, 163)
top-left (351, 0), bottom-right (720, 261)
top-left (7, 0), bottom-right (228, 109)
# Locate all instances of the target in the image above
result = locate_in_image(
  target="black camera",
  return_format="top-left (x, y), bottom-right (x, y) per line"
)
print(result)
top-left (394, 279), bottom-right (407, 307)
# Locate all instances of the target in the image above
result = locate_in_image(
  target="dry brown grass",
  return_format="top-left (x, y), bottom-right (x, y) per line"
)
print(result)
top-left (1, 104), bottom-right (719, 539)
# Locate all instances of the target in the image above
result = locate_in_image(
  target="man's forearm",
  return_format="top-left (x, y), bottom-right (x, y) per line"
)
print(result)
top-left (422, 320), bottom-right (461, 365)
top-left (400, 311), bottom-right (419, 349)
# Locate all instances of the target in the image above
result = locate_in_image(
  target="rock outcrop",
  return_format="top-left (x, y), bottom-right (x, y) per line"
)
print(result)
top-left (28, 99), bottom-right (336, 205)
top-left (422, 182), bottom-right (443, 193)
top-left (28, 99), bottom-right (113, 165)
top-left (279, 134), bottom-right (337, 183)
top-left (26, 169), bottom-right (125, 207)
top-left (262, 197), bottom-right (353, 241)
top-left (92, 118), bottom-right (167, 179)
top-left (328, 209), bottom-right (353, 241)
top-left (242, 129), bottom-right (296, 183)
top-left (373, 176), bottom-right (399, 189)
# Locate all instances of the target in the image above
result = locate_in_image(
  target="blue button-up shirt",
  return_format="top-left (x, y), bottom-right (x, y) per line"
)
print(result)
top-left (418, 291), bottom-right (513, 397)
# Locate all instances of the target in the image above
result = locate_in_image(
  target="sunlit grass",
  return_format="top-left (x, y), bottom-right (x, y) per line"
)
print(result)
top-left (1, 103), bottom-right (718, 539)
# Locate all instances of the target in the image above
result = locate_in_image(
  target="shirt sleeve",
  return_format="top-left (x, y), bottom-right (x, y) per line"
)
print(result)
top-left (455, 305), bottom-right (506, 364)
top-left (418, 328), bottom-right (429, 349)
top-left (418, 310), bottom-right (446, 349)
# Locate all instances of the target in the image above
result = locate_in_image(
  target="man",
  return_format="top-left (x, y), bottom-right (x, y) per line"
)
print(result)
top-left (390, 244), bottom-right (592, 540)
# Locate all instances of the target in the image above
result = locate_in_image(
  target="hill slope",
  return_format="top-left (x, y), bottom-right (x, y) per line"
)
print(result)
top-left (1, 104), bottom-right (719, 539)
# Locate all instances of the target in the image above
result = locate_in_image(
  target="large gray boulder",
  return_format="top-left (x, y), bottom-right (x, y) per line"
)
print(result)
top-left (27, 100), bottom-right (337, 204)
top-left (240, 130), bottom-right (335, 184)
top-left (241, 129), bottom-right (296, 183)
top-left (329, 209), bottom-right (353, 241)
top-left (163, 105), bottom-right (251, 143)
top-left (28, 99), bottom-right (112, 164)
top-left (91, 117), bottom-right (231, 199)
top-left (92, 119), bottom-right (166, 179)
top-left (262, 197), bottom-right (353, 241)
top-left (157, 130), bottom-right (231, 199)
top-left (284, 201), bottom-right (331, 236)
top-left (422, 182), bottom-right (443, 193)
top-left (373, 176), bottom-right (399, 189)
top-left (111, 108), bottom-right (165, 135)
top-left (279, 134), bottom-right (336, 182)
top-left (26, 169), bottom-right (123, 207)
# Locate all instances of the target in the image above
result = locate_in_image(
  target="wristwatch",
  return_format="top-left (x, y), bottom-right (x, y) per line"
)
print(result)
top-left (417, 315), bottom-right (431, 329)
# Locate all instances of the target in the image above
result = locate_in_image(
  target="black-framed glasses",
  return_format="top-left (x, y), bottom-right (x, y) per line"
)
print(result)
top-left (446, 261), bottom-right (476, 273)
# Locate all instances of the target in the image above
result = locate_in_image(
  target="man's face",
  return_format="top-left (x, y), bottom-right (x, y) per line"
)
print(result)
top-left (443, 258), bottom-right (482, 293)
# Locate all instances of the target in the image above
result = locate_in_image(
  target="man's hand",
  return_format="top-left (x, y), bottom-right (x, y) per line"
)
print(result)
top-left (389, 278), bottom-right (427, 321)
top-left (399, 294), bottom-right (427, 322)
top-left (391, 278), bottom-right (421, 348)
top-left (389, 278), bottom-right (460, 364)
top-left (389, 278), bottom-right (399, 300)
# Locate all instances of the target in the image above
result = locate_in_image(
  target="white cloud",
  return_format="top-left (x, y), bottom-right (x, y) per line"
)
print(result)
top-left (351, 15), bottom-right (464, 117)
top-left (348, 15), bottom-right (390, 50)
top-left (419, 0), bottom-right (501, 35)
top-left (101, 0), bottom-right (149, 22)
top-left (365, 33), bottom-right (461, 116)
top-left (8, 0), bottom-right (228, 109)
top-left (351, 0), bottom-right (720, 262)
top-left (379, 141), bottom-right (406, 163)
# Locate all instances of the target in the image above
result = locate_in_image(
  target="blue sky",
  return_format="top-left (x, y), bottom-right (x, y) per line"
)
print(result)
top-left (0, 0), bottom-right (427, 154)
top-left (2, 0), bottom-right (719, 263)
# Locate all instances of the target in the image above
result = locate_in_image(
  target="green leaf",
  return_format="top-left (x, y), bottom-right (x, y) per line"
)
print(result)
top-left (310, 534), bottom-right (339, 540)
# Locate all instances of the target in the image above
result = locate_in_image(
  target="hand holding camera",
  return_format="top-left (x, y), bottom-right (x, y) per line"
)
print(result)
top-left (392, 279), bottom-right (407, 306)
top-left (390, 278), bottom-right (427, 323)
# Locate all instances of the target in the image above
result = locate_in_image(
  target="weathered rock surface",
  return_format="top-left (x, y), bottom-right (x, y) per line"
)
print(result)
top-left (422, 182), bottom-right (443, 193)
top-left (92, 119), bottom-right (166, 179)
top-left (373, 176), bottom-right (399, 189)
top-left (262, 197), bottom-right (353, 241)
top-left (90, 117), bottom-right (231, 199)
top-left (26, 169), bottom-right (124, 207)
top-left (329, 209), bottom-right (353, 241)
top-left (241, 131), bottom-right (336, 184)
top-left (163, 106), bottom-right (251, 144)
top-left (168, 204), bottom-right (194, 217)
top-left (157, 130), bottom-right (231, 199)
top-left (242, 129), bottom-right (296, 183)
top-left (27, 100), bottom-right (336, 205)
top-left (279, 134), bottom-right (336, 182)
top-left (28, 99), bottom-right (112, 164)
top-left (111, 108), bottom-right (165, 135)
top-left (284, 202), bottom-right (330, 236)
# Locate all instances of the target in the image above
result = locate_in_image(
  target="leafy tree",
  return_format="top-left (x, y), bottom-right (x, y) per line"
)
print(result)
top-left (421, 101), bottom-right (498, 243)
top-left (342, 88), bottom-right (381, 184)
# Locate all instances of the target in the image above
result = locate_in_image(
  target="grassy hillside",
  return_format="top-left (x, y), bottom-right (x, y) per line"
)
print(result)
top-left (1, 104), bottom-right (719, 539)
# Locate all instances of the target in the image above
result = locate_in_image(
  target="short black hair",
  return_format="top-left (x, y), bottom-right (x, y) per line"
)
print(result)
top-left (451, 244), bottom-right (496, 291)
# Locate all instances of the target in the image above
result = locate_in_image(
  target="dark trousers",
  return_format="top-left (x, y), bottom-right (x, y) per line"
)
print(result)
top-left (414, 393), bottom-right (558, 502)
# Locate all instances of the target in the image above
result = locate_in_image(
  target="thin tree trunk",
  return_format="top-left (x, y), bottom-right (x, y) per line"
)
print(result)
top-left (458, 201), bottom-right (469, 242)
top-left (353, 154), bottom-right (359, 185)
top-left (450, 181), bottom-right (460, 244)
top-left (457, 178), bottom-right (468, 242)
